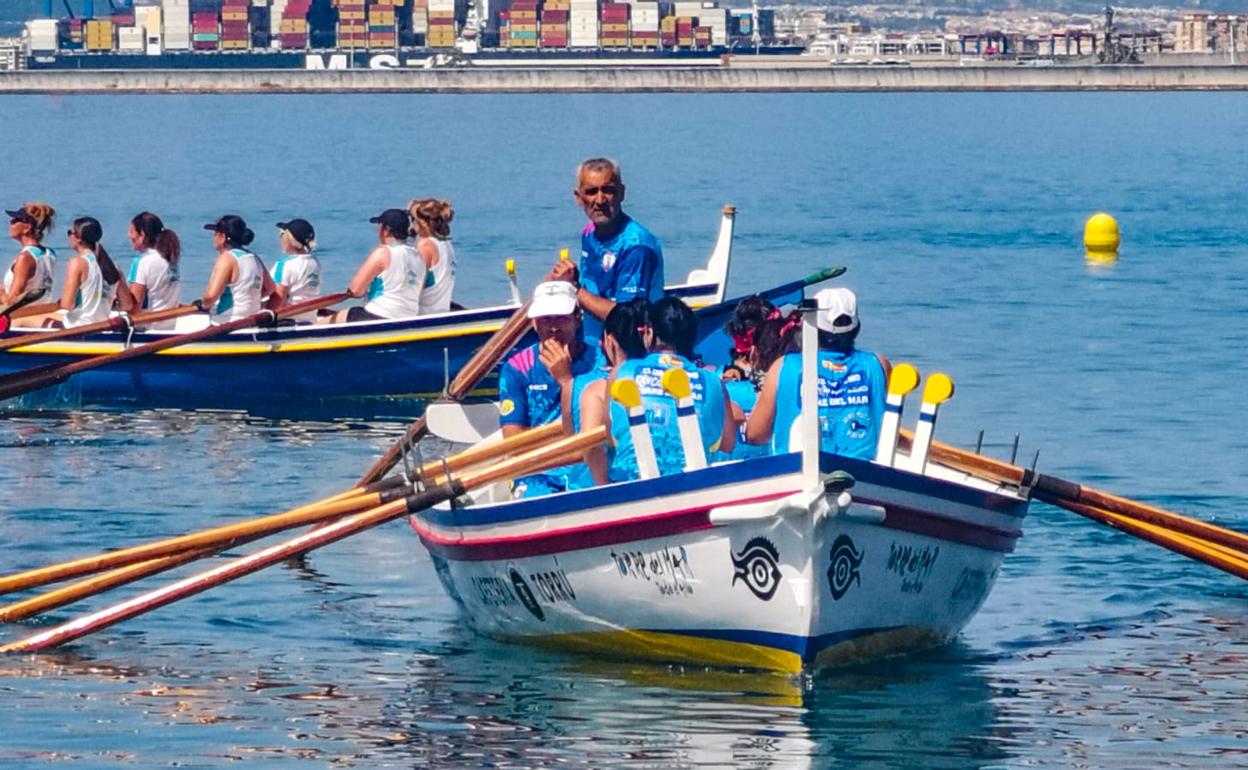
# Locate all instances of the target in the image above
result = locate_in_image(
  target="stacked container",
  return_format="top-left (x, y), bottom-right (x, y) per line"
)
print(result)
top-left (337, 0), bottom-right (367, 48)
top-left (135, 5), bottom-right (164, 54)
top-left (221, 0), bottom-right (250, 49)
top-left (118, 24), bottom-right (145, 51)
top-left (427, 0), bottom-right (456, 48)
top-left (249, 3), bottom-right (272, 48)
top-left (568, 0), bottom-right (597, 48)
top-left (539, 5), bottom-right (566, 48)
top-left (85, 19), bottom-right (115, 51)
top-left (162, 0), bottom-right (192, 51)
top-left (27, 19), bottom-right (60, 52)
top-left (673, 1), bottom-right (725, 46)
top-left (630, 1), bottom-right (659, 49)
top-left (411, 0), bottom-right (429, 45)
top-left (192, 10), bottom-right (219, 50)
top-left (506, 0), bottom-right (537, 48)
top-left (369, 0), bottom-right (397, 48)
top-left (600, 2), bottom-right (628, 47)
top-left (276, 0), bottom-right (311, 49)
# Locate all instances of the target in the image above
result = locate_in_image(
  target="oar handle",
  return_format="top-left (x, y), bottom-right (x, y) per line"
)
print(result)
top-left (801, 266), bottom-right (848, 286)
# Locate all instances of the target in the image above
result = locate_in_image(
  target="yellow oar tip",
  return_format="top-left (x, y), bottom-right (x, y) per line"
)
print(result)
top-left (923, 373), bottom-right (955, 404)
top-left (505, 258), bottom-right (516, 273)
top-left (611, 379), bottom-right (642, 409)
top-left (888, 363), bottom-right (921, 397)
top-left (660, 368), bottom-right (693, 400)
top-left (559, 248), bottom-right (570, 261)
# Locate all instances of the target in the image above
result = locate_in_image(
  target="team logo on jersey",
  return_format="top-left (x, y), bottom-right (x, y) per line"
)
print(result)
top-left (822, 359), bottom-right (847, 373)
top-left (499, 399), bottom-right (516, 417)
top-left (601, 251), bottom-right (617, 272)
top-left (658, 353), bottom-right (681, 368)
top-left (405, 270), bottom-right (421, 286)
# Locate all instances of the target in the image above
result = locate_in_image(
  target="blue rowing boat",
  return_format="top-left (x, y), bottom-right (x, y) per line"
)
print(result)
top-left (0, 207), bottom-right (768, 418)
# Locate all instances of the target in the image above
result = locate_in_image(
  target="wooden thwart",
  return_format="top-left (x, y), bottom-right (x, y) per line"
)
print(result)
top-left (0, 304), bottom-right (204, 353)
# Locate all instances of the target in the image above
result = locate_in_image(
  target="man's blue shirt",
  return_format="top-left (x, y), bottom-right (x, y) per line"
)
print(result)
top-left (579, 214), bottom-right (665, 346)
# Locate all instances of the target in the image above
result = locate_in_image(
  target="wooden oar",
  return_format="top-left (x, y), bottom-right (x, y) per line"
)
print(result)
top-left (0, 421), bottom-right (563, 596)
top-left (0, 426), bottom-right (608, 653)
top-left (10, 301), bottom-right (59, 320)
top-left (357, 298), bottom-right (534, 485)
top-left (898, 428), bottom-right (1248, 563)
top-left (0, 304), bottom-right (204, 353)
top-left (0, 292), bottom-right (349, 402)
top-left (1063, 501), bottom-right (1248, 581)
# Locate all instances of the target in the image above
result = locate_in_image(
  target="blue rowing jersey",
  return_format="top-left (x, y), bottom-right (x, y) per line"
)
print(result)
top-left (579, 215), bottom-right (664, 347)
top-left (771, 349), bottom-right (887, 460)
top-left (609, 352), bottom-right (725, 482)
top-left (717, 377), bottom-right (771, 462)
top-left (498, 341), bottom-right (599, 497)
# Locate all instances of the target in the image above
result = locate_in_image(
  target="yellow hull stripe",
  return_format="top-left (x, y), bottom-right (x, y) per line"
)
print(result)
top-left (515, 629), bottom-right (804, 674)
top-left (6, 323), bottom-right (507, 357)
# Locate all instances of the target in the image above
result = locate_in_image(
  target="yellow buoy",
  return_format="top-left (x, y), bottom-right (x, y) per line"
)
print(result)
top-left (1084, 212), bottom-right (1120, 259)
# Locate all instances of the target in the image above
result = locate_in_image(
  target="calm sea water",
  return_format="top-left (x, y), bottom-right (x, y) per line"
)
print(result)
top-left (2, 92), bottom-right (1248, 768)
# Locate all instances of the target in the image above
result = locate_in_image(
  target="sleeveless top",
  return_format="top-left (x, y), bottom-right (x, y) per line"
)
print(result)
top-left (609, 352), bottom-right (726, 482)
top-left (718, 377), bottom-right (771, 461)
top-left (4, 244), bottom-right (56, 300)
top-left (128, 248), bottom-right (181, 310)
top-left (62, 252), bottom-right (115, 328)
top-left (363, 242), bottom-right (426, 320)
top-left (211, 248), bottom-right (267, 323)
top-left (418, 238), bottom-right (456, 315)
top-left (771, 349), bottom-right (888, 460)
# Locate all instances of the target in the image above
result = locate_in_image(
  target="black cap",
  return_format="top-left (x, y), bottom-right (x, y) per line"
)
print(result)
top-left (5, 208), bottom-right (33, 224)
top-left (369, 208), bottom-right (411, 236)
top-left (276, 218), bottom-right (315, 247)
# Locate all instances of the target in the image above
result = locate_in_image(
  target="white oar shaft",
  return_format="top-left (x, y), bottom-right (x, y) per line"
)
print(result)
top-left (674, 396), bottom-right (707, 471)
top-left (627, 406), bottom-right (661, 480)
top-left (906, 373), bottom-right (954, 475)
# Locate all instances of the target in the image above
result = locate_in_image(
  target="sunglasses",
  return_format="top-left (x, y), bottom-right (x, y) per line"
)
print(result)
top-left (10, 217), bottom-right (32, 226)
top-left (580, 184), bottom-right (620, 198)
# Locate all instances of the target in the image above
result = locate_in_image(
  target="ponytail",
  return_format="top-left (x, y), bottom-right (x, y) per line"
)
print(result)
top-left (155, 229), bottom-right (181, 266)
top-left (132, 211), bottom-right (180, 266)
top-left (649, 296), bottom-right (700, 360)
top-left (96, 243), bottom-right (121, 286)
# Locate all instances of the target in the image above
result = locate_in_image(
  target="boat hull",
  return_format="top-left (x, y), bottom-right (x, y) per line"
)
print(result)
top-left (411, 453), bottom-right (1027, 673)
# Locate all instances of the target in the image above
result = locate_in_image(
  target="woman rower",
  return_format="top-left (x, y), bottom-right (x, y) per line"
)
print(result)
top-left (409, 198), bottom-right (457, 315)
top-left (716, 295), bottom-right (778, 461)
top-left (52, 217), bottom-right (137, 329)
top-left (3, 202), bottom-right (57, 306)
top-left (126, 211), bottom-right (182, 329)
top-left (269, 218), bottom-right (321, 322)
top-left (202, 215), bottom-right (275, 324)
top-left (593, 296), bottom-right (733, 480)
top-left (745, 287), bottom-right (890, 459)
top-left (322, 208), bottom-right (424, 324)
top-left (571, 298), bottom-right (653, 486)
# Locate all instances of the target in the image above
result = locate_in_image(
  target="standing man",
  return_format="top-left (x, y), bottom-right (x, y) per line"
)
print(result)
top-left (548, 158), bottom-right (665, 348)
top-left (498, 281), bottom-right (600, 498)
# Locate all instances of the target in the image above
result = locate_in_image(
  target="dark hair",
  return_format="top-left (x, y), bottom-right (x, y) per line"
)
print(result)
top-left (650, 296), bottom-right (699, 360)
top-left (214, 215), bottom-right (255, 250)
top-left (71, 216), bottom-right (121, 286)
top-left (725, 294), bottom-right (777, 360)
top-left (602, 298), bottom-right (651, 361)
top-left (131, 211), bottom-right (181, 266)
top-left (820, 327), bottom-right (859, 353)
top-left (16, 202), bottom-right (55, 241)
top-left (754, 310), bottom-right (803, 372)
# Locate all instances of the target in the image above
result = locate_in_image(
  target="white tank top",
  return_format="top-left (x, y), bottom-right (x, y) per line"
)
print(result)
top-left (363, 242), bottom-right (426, 320)
top-left (62, 252), bottom-right (116, 328)
top-left (4, 244), bottom-right (56, 300)
top-left (271, 252), bottom-right (322, 322)
top-left (211, 249), bottom-right (267, 324)
top-left (419, 238), bottom-right (456, 315)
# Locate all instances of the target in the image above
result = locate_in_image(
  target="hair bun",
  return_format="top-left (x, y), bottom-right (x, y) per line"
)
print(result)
top-left (242, 228), bottom-right (255, 246)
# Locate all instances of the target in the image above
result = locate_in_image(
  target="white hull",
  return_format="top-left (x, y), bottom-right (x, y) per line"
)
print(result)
top-left (412, 452), bottom-right (1027, 673)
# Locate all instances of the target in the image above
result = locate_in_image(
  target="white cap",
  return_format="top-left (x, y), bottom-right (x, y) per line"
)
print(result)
top-left (815, 287), bottom-right (860, 334)
top-left (528, 281), bottom-right (579, 319)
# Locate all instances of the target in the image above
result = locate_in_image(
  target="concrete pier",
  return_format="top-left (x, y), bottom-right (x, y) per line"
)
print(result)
top-left (2, 64), bottom-right (1248, 94)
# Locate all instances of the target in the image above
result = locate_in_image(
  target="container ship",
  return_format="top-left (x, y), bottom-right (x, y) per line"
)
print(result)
top-left (18, 0), bottom-right (798, 70)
